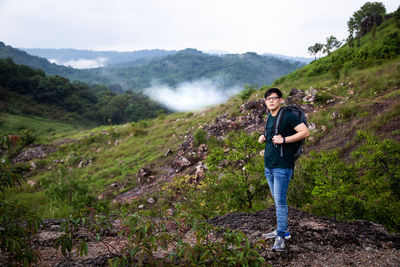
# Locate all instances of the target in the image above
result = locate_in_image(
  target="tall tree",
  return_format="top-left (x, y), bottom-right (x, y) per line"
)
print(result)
top-left (323, 36), bottom-right (342, 56)
top-left (307, 43), bottom-right (323, 60)
top-left (347, 1), bottom-right (386, 39)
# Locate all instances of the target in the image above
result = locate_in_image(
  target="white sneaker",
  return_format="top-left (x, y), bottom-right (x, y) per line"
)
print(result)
top-left (262, 229), bottom-right (291, 240)
top-left (272, 236), bottom-right (285, 252)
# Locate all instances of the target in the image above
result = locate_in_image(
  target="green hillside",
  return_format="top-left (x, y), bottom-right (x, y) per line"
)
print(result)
top-left (4, 4), bottom-right (400, 223)
top-left (1, 4), bottom-right (400, 265)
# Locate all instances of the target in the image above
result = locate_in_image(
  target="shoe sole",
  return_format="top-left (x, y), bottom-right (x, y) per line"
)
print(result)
top-left (263, 234), bottom-right (291, 240)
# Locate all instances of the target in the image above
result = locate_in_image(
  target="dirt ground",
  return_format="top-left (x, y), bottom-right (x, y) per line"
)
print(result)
top-left (209, 206), bottom-right (400, 267)
top-left (7, 206), bottom-right (396, 266)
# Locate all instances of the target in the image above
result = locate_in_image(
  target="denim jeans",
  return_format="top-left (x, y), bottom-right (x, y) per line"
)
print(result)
top-left (264, 167), bottom-right (293, 238)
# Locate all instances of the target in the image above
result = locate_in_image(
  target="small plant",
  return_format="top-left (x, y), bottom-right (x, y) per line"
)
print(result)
top-left (238, 84), bottom-right (257, 103)
top-left (0, 134), bottom-right (43, 266)
top-left (193, 128), bottom-right (207, 147)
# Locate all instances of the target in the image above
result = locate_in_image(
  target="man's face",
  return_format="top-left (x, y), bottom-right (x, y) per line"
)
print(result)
top-left (265, 93), bottom-right (281, 110)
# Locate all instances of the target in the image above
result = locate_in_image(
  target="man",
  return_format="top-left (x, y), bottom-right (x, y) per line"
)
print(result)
top-left (258, 88), bottom-right (309, 251)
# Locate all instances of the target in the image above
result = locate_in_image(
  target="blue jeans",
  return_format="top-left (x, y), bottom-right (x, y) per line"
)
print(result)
top-left (265, 167), bottom-right (293, 238)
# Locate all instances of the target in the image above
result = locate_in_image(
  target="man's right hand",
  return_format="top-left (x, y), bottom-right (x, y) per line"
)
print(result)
top-left (258, 135), bottom-right (266, 143)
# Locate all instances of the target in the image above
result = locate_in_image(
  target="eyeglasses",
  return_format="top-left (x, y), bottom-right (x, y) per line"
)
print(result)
top-left (265, 96), bottom-right (280, 101)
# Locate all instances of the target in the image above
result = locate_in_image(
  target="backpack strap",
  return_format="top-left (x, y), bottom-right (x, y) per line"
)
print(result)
top-left (264, 112), bottom-right (270, 138)
top-left (274, 108), bottom-right (287, 157)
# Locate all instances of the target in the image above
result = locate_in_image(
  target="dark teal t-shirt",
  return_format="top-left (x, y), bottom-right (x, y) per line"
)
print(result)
top-left (264, 110), bottom-right (302, 169)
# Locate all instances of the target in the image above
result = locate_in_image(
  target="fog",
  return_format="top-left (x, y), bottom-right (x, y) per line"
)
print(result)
top-left (144, 79), bottom-right (242, 111)
top-left (49, 57), bottom-right (107, 68)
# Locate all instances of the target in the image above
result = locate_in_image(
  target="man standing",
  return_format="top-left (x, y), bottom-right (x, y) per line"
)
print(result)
top-left (258, 88), bottom-right (309, 251)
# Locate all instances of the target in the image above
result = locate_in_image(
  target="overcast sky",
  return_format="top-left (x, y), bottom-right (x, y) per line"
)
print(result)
top-left (0, 0), bottom-right (398, 57)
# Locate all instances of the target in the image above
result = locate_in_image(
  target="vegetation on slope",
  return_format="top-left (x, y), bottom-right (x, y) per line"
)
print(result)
top-left (1, 2), bottom-right (400, 265)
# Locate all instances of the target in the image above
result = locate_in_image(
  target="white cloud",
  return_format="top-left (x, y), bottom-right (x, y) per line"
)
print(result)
top-left (49, 57), bottom-right (107, 69)
top-left (145, 79), bottom-right (242, 111)
top-left (1, 0), bottom-right (399, 57)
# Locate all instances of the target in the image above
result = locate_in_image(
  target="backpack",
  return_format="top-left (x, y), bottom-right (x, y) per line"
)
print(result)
top-left (265, 105), bottom-right (308, 161)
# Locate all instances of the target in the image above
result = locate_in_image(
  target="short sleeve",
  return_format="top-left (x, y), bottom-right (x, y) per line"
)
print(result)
top-left (285, 111), bottom-right (302, 129)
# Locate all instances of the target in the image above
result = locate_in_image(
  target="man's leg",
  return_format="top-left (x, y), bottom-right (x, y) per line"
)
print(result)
top-left (264, 167), bottom-right (274, 197)
top-left (271, 168), bottom-right (293, 238)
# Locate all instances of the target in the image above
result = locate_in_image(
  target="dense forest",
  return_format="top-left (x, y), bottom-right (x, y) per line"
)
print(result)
top-left (0, 58), bottom-right (167, 125)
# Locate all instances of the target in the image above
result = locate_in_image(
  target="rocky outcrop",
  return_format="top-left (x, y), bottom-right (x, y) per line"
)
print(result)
top-left (12, 145), bottom-right (57, 163)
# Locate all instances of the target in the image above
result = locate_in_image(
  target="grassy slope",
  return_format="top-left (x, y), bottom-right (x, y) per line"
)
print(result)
top-left (6, 16), bottom-right (400, 219)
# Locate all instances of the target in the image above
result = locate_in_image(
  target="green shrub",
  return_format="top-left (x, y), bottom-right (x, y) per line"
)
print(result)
top-left (193, 128), bottom-right (207, 147)
top-left (21, 129), bottom-right (36, 146)
top-left (290, 131), bottom-right (400, 231)
top-left (0, 135), bottom-right (42, 266)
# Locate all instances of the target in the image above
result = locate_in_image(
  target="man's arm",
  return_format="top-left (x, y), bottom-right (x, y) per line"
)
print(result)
top-left (272, 123), bottom-right (309, 145)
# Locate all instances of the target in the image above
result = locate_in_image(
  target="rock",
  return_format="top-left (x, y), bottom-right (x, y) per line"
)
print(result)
top-left (164, 149), bottom-right (172, 157)
top-left (13, 145), bottom-right (56, 163)
top-left (286, 88), bottom-right (305, 105)
top-left (109, 183), bottom-right (118, 188)
top-left (139, 168), bottom-right (152, 178)
top-left (145, 176), bottom-right (156, 184)
top-left (172, 156), bottom-right (193, 173)
top-left (30, 161), bottom-right (37, 170)
top-left (147, 198), bottom-right (156, 204)
top-left (331, 111), bottom-right (341, 119)
top-left (194, 161), bottom-right (207, 180)
top-left (197, 144), bottom-right (208, 159)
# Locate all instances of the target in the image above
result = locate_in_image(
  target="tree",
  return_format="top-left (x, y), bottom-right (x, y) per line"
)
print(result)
top-left (347, 2), bottom-right (386, 39)
top-left (307, 43), bottom-right (323, 60)
top-left (323, 36), bottom-right (342, 56)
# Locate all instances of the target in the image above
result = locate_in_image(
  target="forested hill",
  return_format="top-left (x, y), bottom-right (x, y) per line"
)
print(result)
top-left (1, 42), bottom-right (304, 91)
top-left (89, 49), bottom-right (305, 90)
top-left (0, 58), bottom-right (167, 125)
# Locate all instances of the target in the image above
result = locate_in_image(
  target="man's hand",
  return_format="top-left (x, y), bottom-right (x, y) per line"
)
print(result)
top-left (258, 135), bottom-right (266, 143)
top-left (272, 134), bottom-right (284, 145)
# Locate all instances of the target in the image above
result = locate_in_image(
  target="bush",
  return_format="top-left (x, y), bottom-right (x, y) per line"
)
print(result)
top-left (20, 129), bottom-right (36, 146)
top-left (193, 128), bottom-right (207, 147)
top-left (290, 131), bottom-right (400, 231)
top-left (0, 135), bottom-right (42, 265)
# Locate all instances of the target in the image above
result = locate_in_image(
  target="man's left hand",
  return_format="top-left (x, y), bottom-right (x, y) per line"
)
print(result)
top-left (272, 135), bottom-right (284, 145)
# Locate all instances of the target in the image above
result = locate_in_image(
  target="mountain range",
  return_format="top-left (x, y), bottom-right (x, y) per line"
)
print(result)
top-left (1, 42), bottom-right (305, 91)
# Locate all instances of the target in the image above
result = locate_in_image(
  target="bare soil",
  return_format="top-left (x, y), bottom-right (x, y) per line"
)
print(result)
top-left (23, 206), bottom-right (400, 266)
